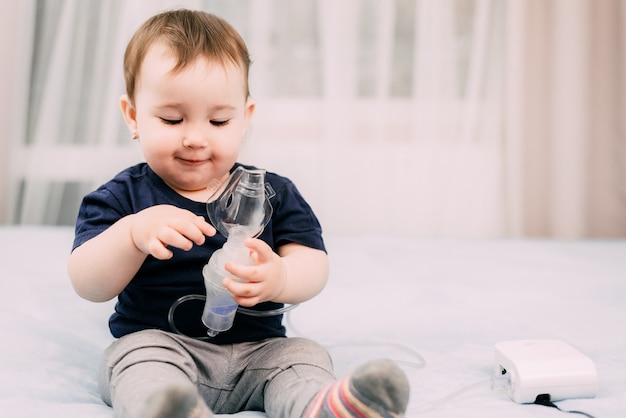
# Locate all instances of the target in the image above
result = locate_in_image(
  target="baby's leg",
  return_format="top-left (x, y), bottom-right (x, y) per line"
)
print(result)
top-left (99, 329), bottom-right (212, 418)
top-left (232, 337), bottom-right (336, 417)
top-left (249, 338), bottom-right (410, 417)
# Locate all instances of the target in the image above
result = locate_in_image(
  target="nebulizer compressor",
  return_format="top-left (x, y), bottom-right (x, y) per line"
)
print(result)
top-left (167, 166), bottom-right (298, 339)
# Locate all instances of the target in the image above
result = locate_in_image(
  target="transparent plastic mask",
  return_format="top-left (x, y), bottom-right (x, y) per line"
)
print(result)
top-left (206, 166), bottom-right (273, 238)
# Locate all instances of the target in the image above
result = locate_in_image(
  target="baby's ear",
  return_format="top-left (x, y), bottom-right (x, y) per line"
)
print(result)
top-left (120, 94), bottom-right (138, 133)
top-left (243, 97), bottom-right (256, 135)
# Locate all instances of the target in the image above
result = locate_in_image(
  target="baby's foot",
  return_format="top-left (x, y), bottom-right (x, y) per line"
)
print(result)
top-left (304, 358), bottom-right (410, 417)
top-left (140, 383), bottom-right (212, 418)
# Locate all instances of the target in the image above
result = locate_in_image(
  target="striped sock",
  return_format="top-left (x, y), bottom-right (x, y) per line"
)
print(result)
top-left (304, 359), bottom-right (410, 418)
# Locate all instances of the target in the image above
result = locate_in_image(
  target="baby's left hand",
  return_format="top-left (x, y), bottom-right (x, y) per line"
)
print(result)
top-left (222, 238), bottom-right (287, 307)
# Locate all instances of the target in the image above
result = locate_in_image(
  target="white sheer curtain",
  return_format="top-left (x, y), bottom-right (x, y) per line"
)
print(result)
top-left (0, 0), bottom-right (539, 236)
top-left (231, 0), bottom-right (505, 237)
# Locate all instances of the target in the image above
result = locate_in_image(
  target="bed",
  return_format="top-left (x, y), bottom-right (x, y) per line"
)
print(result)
top-left (1, 226), bottom-right (624, 417)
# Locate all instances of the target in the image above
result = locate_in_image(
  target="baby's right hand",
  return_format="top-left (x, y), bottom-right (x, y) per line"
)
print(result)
top-left (129, 205), bottom-right (216, 259)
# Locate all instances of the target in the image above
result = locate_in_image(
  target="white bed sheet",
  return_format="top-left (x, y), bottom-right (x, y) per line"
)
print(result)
top-left (1, 226), bottom-right (624, 417)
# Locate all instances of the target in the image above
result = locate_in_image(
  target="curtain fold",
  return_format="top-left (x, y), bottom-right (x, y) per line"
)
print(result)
top-left (506, 0), bottom-right (626, 237)
top-left (587, 0), bottom-right (626, 236)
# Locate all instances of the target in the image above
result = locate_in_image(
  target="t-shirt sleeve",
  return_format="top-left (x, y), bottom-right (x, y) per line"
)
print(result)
top-left (72, 185), bottom-right (128, 251)
top-left (267, 178), bottom-right (326, 253)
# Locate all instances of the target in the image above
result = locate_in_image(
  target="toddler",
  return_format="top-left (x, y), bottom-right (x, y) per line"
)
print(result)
top-left (68, 9), bottom-right (409, 418)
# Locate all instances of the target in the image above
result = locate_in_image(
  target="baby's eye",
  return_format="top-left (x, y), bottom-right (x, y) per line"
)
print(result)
top-left (211, 120), bottom-right (230, 127)
top-left (160, 117), bottom-right (183, 125)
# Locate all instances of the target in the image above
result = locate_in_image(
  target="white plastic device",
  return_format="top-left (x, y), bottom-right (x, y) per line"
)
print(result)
top-left (494, 339), bottom-right (598, 404)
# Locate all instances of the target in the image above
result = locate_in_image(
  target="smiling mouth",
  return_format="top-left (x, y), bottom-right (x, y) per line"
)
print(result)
top-left (177, 157), bottom-right (208, 165)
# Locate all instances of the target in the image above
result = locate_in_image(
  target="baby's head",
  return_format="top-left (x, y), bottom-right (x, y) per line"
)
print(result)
top-left (123, 9), bottom-right (251, 105)
top-left (119, 9), bottom-right (256, 198)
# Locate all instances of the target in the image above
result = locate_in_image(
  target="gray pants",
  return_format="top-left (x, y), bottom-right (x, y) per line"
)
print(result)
top-left (99, 329), bottom-right (335, 418)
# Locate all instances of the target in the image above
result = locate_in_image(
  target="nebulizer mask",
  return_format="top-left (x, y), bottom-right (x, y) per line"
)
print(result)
top-left (167, 166), bottom-right (298, 339)
top-left (206, 166), bottom-right (272, 238)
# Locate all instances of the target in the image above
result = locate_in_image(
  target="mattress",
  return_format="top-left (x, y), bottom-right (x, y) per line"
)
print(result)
top-left (1, 226), bottom-right (624, 417)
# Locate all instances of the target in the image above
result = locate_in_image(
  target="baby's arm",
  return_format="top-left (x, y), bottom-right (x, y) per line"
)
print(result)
top-left (223, 240), bottom-right (329, 307)
top-left (68, 205), bottom-right (215, 302)
top-left (275, 242), bottom-right (329, 303)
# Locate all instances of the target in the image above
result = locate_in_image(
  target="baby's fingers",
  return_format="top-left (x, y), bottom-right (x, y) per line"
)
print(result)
top-left (166, 216), bottom-right (213, 249)
top-left (224, 262), bottom-right (260, 283)
top-left (194, 216), bottom-right (217, 238)
top-left (146, 237), bottom-right (174, 260)
top-left (154, 223), bottom-right (195, 251)
top-left (223, 278), bottom-right (261, 307)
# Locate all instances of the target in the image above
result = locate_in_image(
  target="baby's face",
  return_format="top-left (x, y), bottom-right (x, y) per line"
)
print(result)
top-left (129, 42), bottom-right (254, 200)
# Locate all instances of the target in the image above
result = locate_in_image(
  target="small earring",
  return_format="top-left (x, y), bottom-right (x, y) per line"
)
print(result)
top-left (132, 131), bottom-right (139, 140)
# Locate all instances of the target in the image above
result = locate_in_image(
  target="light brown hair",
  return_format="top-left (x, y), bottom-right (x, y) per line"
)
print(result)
top-left (123, 9), bottom-right (251, 103)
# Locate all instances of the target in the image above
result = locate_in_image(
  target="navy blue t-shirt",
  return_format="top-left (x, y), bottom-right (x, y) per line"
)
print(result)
top-left (72, 162), bottom-right (325, 344)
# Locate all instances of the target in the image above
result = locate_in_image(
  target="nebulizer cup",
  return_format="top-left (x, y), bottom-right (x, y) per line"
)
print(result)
top-left (201, 167), bottom-right (272, 337)
top-left (201, 226), bottom-right (252, 337)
